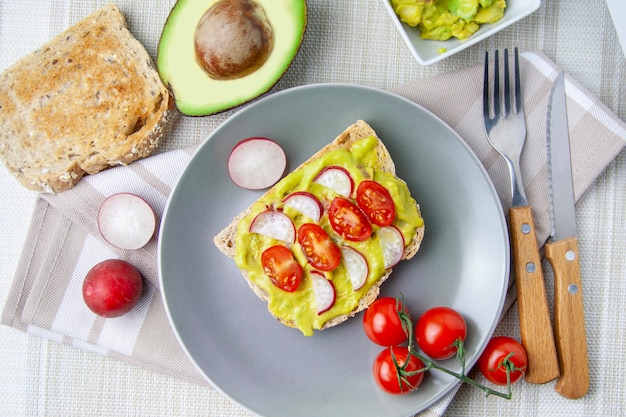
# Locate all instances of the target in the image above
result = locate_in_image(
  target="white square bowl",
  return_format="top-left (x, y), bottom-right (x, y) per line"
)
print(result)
top-left (381, 0), bottom-right (541, 66)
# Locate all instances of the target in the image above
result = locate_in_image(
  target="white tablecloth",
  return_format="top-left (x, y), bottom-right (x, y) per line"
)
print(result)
top-left (1, 1), bottom-right (625, 416)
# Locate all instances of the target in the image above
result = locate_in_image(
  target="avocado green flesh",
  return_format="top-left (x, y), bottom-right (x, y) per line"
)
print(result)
top-left (448, 0), bottom-right (479, 21)
top-left (390, 0), bottom-right (506, 41)
top-left (234, 137), bottom-right (424, 336)
top-left (157, 0), bottom-right (306, 116)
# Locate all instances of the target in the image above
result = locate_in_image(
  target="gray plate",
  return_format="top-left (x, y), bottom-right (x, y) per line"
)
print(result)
top-left (158, 84), bottom-right (509, 417)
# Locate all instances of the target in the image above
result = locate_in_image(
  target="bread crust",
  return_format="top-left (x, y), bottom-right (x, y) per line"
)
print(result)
top-left (214, 120), bottom-right (424, 333)
top-left (0, 4), bottom-right (173, 193)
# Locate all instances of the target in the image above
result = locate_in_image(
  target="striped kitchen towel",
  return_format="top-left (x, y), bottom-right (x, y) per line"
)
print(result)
top-left (3, 50), bottom-right (625, 417)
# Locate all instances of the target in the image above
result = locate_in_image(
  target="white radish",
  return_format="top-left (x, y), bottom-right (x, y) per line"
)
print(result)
top-left (97, 193), bottom-right (156, 250)
top-left (313, 166), bottom-right (354, 197)
top-left (378, 225), bottom-right (405, 269)
top-left (340, 246), bottom-right (369, 291)
top-left (228, 137), bottom-right (286, 190)
top-left (249, 211), bottom-right (296, 243)
top-left (282, 191), bottom-right (323, 222)
top-left (310, 271), bottom-right (336, 315)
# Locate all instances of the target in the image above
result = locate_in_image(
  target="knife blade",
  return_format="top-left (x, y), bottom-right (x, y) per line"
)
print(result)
top-left (545, 72), bottom-right (590, 399)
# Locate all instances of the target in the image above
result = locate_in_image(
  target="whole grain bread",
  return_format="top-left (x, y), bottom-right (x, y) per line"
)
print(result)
top-left (0, 3), bottom-right (173, 193)
top-left (214, 120), bottom-right (425, 332)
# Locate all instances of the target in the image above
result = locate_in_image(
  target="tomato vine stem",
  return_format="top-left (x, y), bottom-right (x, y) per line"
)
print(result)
top-left (395, 295), bottom-right (515, 400)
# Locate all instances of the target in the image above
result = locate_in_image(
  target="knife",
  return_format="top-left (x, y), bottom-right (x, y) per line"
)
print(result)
top-left (545, 72), bottom-right (590, 399)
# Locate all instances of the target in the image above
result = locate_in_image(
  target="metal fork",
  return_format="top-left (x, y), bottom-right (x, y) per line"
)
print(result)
top-left (483, 48), bottom-right (527, 207)
top-left (483, 48), bottom-right (560, 384)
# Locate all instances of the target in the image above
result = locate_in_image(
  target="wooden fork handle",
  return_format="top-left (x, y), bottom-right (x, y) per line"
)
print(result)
top-left (509, 206), bottom-right (560, 384)
top-left (545, 236), bottom-right (590, 399)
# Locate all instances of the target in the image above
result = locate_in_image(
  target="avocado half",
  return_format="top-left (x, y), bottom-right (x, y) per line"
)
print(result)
top-left (157, 0), bottom-right (307, 116)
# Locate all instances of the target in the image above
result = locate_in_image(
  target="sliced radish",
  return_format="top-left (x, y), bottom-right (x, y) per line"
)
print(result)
top-left (228, 137), bottom-right (286, 190)
top-left (310, 271), bottom-right (336, 315)
top-left (340, 246), bottom-right (369, 291)
top-left (313, 166), bottom-right (354, 197)
top-left (378, 225), bottom-right (405, 269)
top-left (249, 210), bottom-right (295, 243)
top-left (97, 193), bottom-right (156, 250)
top-left (283, 192), bottom-right (323, 222)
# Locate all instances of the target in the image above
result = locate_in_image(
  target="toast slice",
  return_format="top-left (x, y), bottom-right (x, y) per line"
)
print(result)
top-left (214, 120), bottom-right (425, 334)
top-left (0, 4), bottom-right (173, 193)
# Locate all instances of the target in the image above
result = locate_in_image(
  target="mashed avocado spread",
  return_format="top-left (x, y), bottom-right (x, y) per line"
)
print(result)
top-left (391, 0), bottom-right (507, 41)
top-left (235, 136), bottom-right (424, 336)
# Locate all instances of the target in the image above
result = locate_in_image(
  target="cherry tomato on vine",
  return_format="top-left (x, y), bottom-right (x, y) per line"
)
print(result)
top-left (372, 346), bottom-right (425, 395)
top-left (363, 297), bottom-right (409, 346)
top-left (478, 336), bottom-right (528, 386)
top-left (415, 306), bottom-right (467, 360)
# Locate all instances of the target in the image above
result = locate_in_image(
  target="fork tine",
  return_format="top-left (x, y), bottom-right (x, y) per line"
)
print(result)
top-left (484, 49), bottom-right (522, 121)
top-left (493, 50), bottom-right (500, 118)
top-left (483, 51), bottom-right (490, 119)
top-left (503, 48), bottom-right (511, 116)
top-left (514, 47), bottom-right (522, 114)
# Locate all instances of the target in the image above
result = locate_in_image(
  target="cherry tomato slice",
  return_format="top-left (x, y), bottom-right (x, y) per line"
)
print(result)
top-left (356, 180), bottom-right (396, 226)
top-left (372, 346), bottom-right (425, 395)
top-left (478, 336), bottom-right (528, 385)
top-left (328, 197), bottom-right (372, 241)
top-left (363, 297), bottom-right (409, 346)
top-left (297, 223), bottom-right (342, 271)
top-left (415, 306), bottom-right (467, 360)
top-left (261, 245), bottom-right (303, 292)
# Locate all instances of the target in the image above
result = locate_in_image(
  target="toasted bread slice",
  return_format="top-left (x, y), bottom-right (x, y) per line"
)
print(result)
top-left (0, 4), bottom-right (173, 193)
top-left (214, 120), bottom-right (424, 333)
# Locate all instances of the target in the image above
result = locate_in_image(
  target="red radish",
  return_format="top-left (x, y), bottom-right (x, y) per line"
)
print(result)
top-left (98, 193), bottom-right (156, 250)
top-left (310, 271), bottom-right (335, 315)
top-left (249, 210), bottom-right (296, 243)
top-left (283, 192), bottom-right (323, 222)
top-left (228, 137), bottom-right (286, 189)
top-left (340, 246), bottom-right (369, 290)
top-left (313, 166), bottom-right (354, 197)
top-left (378, 225), bottom-right (405, 269)
top-left (82, 259), bottom-right (143, 318)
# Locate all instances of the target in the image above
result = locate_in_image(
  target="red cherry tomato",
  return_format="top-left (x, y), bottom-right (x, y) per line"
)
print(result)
top-left (363, 297), bottom-right (409, 346)
top-left (478, 336), bottom-right (528, 385)
top-left (328, 197), bottom-right (372, 241)
top-left (372, 346), bottom-right (425, 395)
top-left (261, 245), bottom-right (303, 292)
top-left (356, 180), bottom-right (396, 226)
top-left (296, 223), bottom-right (342, 271)
top-left (415, 306), bottom-right (467, 360)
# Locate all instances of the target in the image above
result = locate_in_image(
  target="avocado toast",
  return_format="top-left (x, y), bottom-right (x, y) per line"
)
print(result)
top-left (214, 120), bottom-right (425, 336)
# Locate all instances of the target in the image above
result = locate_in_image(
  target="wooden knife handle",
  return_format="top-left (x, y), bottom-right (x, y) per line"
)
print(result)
top-left (509, 206), bottom-right (560, 384)
top-left (545, 236), bottom-right (590, 399)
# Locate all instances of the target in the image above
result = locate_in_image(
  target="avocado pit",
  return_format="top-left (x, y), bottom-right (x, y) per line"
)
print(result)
top-left (194, 0), bottom-right (274, 80)
top-left (157, 0), bottom-right (306, 116)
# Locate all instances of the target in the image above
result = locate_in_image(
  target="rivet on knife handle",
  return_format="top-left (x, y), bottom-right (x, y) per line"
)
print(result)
top-left (545, 236), bottom-right (590, 399)
top-left (509, 206), bottom-right (560, 384)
